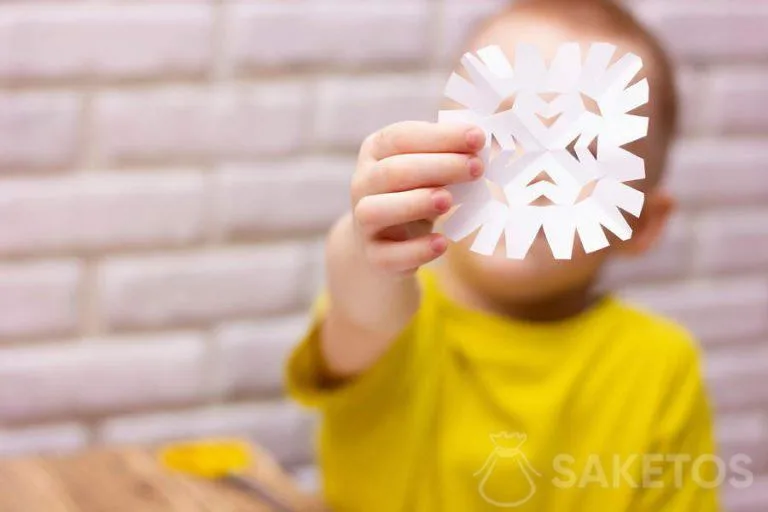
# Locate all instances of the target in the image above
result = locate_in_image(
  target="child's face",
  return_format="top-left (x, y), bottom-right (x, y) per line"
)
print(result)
top-left (443, 14), bottom-right (673, 304)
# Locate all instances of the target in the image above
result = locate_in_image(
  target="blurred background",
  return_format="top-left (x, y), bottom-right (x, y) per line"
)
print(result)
top-left (0, 0), bottom-right (765, 509)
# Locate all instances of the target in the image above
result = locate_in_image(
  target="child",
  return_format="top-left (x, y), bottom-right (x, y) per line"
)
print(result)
top-left (287, 0), bottom-right (719, 510)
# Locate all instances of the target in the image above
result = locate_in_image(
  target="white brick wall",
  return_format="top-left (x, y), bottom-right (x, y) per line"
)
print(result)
top-left (716, 413), bottom-right (768, 475)
top-left (0, 7), bottom-right (212, 81)
top-left (0, 173), bottom-right (205, 255)
top-left (0, 92), bottom-right (81, 171)
top-left (630, 2), bottom-right (768, 62)
top-left (102, 245), bottom-right (311, 330)
top-left (0, 1), bottom-right (765, 509)
top-left (213, 158), bottom-right (353, 237)
top-left (710, 68), bottom-right (768, 135)
top-left (666, 139), bottom-right (768, 207)
top-left (0, 261), bottom-right (81, 340)
top-left (0, 423), bottom-right (89, 457)
top-left (227, 3), bottom-right (431, 71)
top-left (313, 73), bottom-right (442, 149)
top-left (621, 278), bottom-right (768, 345)
top-left (706, 345), bottom-right (768, 412)
top-left (95, 84), bottom-right (311, 164)
top-left (211, 314), bottom-right (311, 398)
top-left (0, 334), bottom-right (209, 423)
top-left (724, 476), bottom-right (768, 512)
top-left (696, 209), bottom-right (768, 275)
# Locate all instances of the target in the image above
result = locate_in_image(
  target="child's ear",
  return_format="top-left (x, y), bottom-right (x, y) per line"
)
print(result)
top-left (616, 189), bottom-right (675, 256)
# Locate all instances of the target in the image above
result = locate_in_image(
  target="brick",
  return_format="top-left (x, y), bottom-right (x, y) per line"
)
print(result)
top-left (438, 0), bottom-right (510, 65)
top-left (228, 2), bottom-right (429, 71)
top-left (97, 402), bottom-right (316, 467)
top-left (214, 158), bottom-right (352, 238)
top-left (601, 213), bottom-right (691, 287)
top-left (95, 84), bottom-right (309, 165)
top-left (0, 261), bottom-right (80, 341)
top-left (0, 423), bottom-right (89, 457)
top-left (0, 6), bottom-right (211, 81)
top-left (676, 68), bottom-right (708, 137)
top-left (621, 278), bottom-right (768, 345)
top-left (710, 68), bottom-right (768, 135)
top-left (0, 334), bottom-right (208, 423)
top-left (706, 345), bottom-right (768, 412)
top-left (303, 238), bottom-right (327, 302)
top-left (633, 3), bottom-right (768, 63)
top-left (102, 245), bottom-right (309, 330)
top-left (723, 475), bottom-right (768, 512)
top-left (0, 173), bottom-right (205, 256)
top-left (695, 209), bottom-right (768, 275)
top-left (666, 139), bottom-right (768, 207)
top-left (0, 92), bottom-right (80, 171)
top-left (313, 74), bottom-right (442, 149)
top-left (212, 314), bottom-right (311, 398)
top-left (717, 413), bottom-right (768, 475)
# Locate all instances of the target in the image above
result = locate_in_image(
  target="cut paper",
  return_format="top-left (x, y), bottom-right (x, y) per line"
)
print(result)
top-left (438, 43), bottom-right (649, 260)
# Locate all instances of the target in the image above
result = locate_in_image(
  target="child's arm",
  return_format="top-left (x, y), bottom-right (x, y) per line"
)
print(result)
top-left (320, 121), bottom-right (486, 379)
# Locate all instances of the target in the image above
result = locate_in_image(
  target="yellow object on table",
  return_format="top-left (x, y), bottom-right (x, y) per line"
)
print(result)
top-left (159, 440), bottom-right (324, 512)
top-left (160, 439), bottom-right (253, 479)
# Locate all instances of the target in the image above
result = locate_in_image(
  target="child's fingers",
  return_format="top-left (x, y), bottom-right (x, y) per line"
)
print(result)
top-left (363, 121), bottom-right (485, 161)
top-left (354, 188), bottom-right (452, 236)
top-left (363, 153), bottom-right (484, 195)
top-left (365, 233), bottom-right (448, 275)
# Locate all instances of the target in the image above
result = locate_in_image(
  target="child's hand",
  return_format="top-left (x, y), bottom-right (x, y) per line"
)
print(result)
top-left (352, 121), bottom-right (486, 276)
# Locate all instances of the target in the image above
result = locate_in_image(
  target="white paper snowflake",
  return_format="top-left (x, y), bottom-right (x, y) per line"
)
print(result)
top-left (438, 43), bottom-right (649, 259)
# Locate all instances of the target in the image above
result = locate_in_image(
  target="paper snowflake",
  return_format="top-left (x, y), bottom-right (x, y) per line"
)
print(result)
top-left (438, 43), bottom-right (649, 259)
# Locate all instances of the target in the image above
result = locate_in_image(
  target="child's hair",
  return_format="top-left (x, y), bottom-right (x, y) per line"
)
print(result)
top-left (484, 0), bottom-right (679, 179)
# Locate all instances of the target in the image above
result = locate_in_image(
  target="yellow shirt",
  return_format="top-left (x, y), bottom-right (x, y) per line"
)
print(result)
top-left (287, 270), bottom-right (719, 511)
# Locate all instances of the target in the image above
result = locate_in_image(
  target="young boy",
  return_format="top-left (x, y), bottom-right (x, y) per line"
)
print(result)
top-left (287, 0), bottom-right (719, 510)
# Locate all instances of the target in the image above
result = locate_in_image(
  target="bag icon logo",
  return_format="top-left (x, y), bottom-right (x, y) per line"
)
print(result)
top-left (475, 432), bottom-right (541, 508)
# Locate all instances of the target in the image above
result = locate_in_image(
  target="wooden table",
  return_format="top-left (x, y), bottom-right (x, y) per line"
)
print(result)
top-left (0, 448), bottom-right (325, 512)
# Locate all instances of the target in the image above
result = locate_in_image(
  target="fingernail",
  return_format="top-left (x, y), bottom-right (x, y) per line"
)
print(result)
top-left (468, 157), bottom-right (484, 178)
top-left (431, 236), bottom-right (448, 254)
top-left (433, 190), bottom-right (452, 213)
top-left (466, 128), bottom-right (485, 149)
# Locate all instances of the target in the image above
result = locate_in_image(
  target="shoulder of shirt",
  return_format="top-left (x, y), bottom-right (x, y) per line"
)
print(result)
top-left (414, 268), bottom-right (702, 368)
top-left (610, 297), bottom-right (703, 364)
